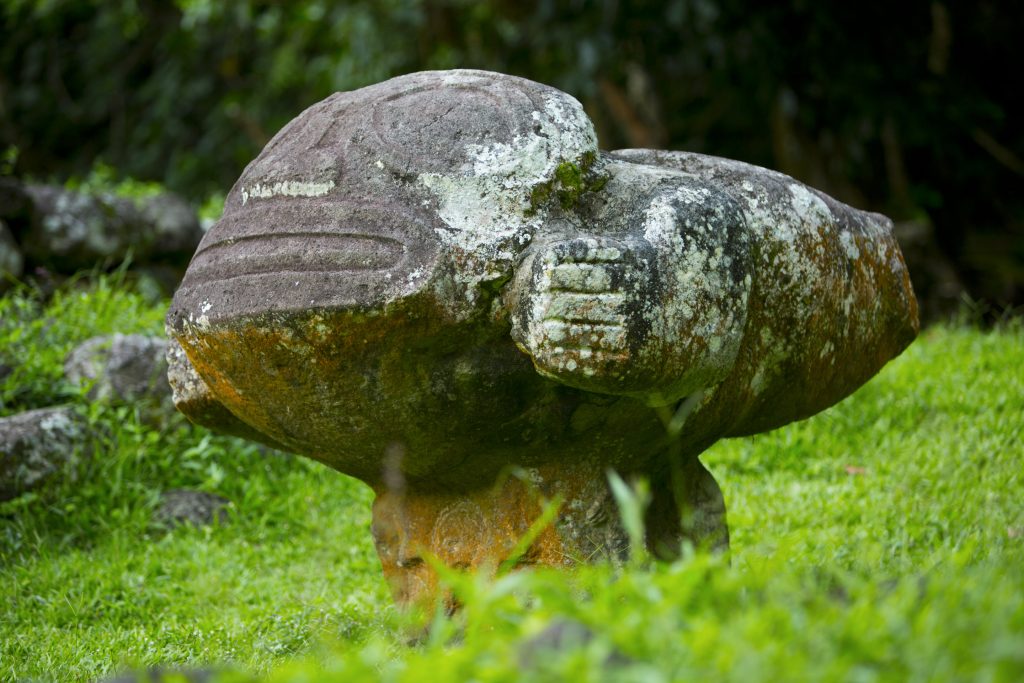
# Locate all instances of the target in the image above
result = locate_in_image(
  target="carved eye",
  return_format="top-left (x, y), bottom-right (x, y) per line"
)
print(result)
top-left (362, 78), bottom-right (531, 176)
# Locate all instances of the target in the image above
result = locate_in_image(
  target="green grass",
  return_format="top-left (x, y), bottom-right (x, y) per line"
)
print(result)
top-left (1, 279), bottom-right (1022, 682)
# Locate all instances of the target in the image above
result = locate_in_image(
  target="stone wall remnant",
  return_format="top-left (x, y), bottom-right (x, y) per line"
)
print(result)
top-left (0, 178), bottom-right (203, 290)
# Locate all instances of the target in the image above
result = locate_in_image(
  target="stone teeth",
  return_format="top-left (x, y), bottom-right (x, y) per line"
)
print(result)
top-left (543, 292), bottom-right (625, 323)
top-left (541, 320), bottom-right (626, 350)
top-left (548, 263), bottom-right (613, 292)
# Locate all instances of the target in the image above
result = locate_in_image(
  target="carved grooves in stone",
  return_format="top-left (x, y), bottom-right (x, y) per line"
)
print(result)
top-left (538, 244), bottom-right (630, 370)
top-left (185, 232), bottom-right (406, 284)
top-left (182, 200), bottom-right (438, 293)
top-left (261, 92), bottom-right (347, 157)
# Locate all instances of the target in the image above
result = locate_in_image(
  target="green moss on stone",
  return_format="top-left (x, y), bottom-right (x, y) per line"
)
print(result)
top-left (526, 151), bottom-right (608, 216)
top-left (555, 161), bottom-right (584, 189)
top-left (528, 183), bottom-right (552, 215)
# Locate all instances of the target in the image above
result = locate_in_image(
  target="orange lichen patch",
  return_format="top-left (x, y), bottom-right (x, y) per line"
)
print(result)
top-left (175, 297), bottom-right (455, 471)
top-left (173, 291), bottom-right (672, 490)
top-left (369, 461), bottom-right (635, 611)
top-left (173, 389), bottom-right (288, 449)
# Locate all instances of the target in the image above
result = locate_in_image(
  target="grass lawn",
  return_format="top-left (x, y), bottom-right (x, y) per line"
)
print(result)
top-left (1, 279), bottom-right (1022, 682)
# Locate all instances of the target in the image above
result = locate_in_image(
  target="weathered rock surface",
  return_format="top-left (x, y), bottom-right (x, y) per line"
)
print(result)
top-left (167, 70), bottom-right (919, 609)
top-left (154, 489), bottom-right (229, 528)
top-left (22, 185), bottom-right (144, 271)
top-left (65, 334), bottom-right (170, 403)
top-left (518, 619), bottom-right (632, 669)
top-left (0, 406), bottom-right (89, 501)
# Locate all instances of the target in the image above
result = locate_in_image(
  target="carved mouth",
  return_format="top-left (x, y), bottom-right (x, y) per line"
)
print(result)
top-left (185, 232), bottom-right (407, 284)
top-left (171, 201), bottom-right (440, 322)
top-left (183, 201), bottom-right (426, 284)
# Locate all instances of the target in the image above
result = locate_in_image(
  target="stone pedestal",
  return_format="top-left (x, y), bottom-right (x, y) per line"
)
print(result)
top-left (370, 456), bottom-right (727, 611)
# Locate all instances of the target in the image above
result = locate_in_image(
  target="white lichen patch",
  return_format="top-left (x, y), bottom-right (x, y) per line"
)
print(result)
top-left (241, 179), bottom-right (336, 205)
top-left (38, 410), bottom-right (76, 435)
top-left (41, 191), bottom-right (123, 256)
top-left (787, 184), bottom-right (832, 236)
top-left (551, 263), bottom-right (613, 292)
top-left (839, 230), bottom-right (861, 260)
top-left (749, 325), bottom-right (790, 395)
top-left (640, 185), bottom-right (748, 386)
top-left (418, 92), bottom-right (598, 313)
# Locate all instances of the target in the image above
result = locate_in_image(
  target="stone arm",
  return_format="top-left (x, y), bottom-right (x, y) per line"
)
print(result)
top-left (507, 161), bottom-right (753, 407)
top-left (507, 148), bottom-right (917, 429)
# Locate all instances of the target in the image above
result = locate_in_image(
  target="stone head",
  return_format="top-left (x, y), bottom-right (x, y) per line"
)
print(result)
top-left (167, 70), bottom-right (917, 609)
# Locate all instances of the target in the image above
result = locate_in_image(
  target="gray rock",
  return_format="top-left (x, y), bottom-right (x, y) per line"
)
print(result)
top-left (0, 406), bottom-right (89, 501)
top-left (22, 184), bottom-right (145, 271)
top-left (138, 192), bottom-right (204, 261)
top-left (154, 489), bottom-right (229, 528)
top-left (21, 185), bottom-right (202, 273)
top-left (518, 619), bottom-right (632, 669)
top-left (166, 70), bottom-right (919, 609)
top-left (0, 218), bottom-right (23, 289)
top-left (64, 334), bottom-right (170, 403)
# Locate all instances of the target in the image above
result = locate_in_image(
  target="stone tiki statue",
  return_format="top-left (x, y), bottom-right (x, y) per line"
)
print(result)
top-left (166, 70), bottom-right (918, 609)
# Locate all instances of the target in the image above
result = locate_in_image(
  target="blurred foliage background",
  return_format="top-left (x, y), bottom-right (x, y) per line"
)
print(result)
top-left (1, 0), bottom-right (1022, 315)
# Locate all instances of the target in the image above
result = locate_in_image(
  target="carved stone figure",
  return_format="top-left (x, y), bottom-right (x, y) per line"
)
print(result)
top-left (166, 70), bottom-right (918, 609)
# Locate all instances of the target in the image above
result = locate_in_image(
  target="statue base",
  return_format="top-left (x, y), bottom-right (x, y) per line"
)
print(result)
top-left (369, 457), bottom-right (728, 611)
